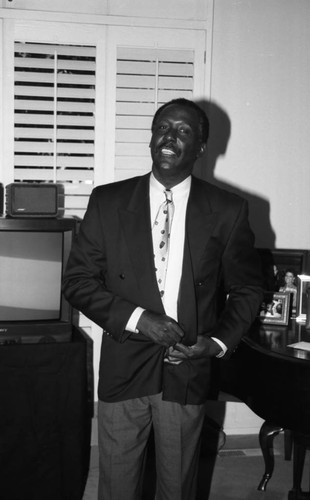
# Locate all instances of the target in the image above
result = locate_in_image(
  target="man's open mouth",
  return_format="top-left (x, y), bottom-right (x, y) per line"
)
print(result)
top-left (160, 147), bottom-right (177, 156)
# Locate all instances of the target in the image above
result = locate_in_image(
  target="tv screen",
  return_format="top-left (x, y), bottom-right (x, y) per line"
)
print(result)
top-left (0, 232), bottom-right (63, 321)
top-left (0, 217), bottom-right (77, 343)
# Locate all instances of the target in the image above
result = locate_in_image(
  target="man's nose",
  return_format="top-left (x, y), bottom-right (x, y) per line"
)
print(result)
top-left (164, 127), bottom-right (177, 141)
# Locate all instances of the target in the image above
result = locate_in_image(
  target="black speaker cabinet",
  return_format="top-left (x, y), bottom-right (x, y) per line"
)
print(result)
top-left (6, 183), bottom-right (64, 218)
top-left (0, 327), bottom-right (93, 500)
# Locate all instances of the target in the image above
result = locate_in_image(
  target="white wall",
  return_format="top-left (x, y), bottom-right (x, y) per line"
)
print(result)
top-left (1, 0), bottom-right (208, 20)
top-left (208, 0), bottom-right (310, 250)
top-left (204, 0), bottom-right (310, 433)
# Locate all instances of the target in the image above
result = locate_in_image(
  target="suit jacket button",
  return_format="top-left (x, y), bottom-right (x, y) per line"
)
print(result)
top-left (119, 273), bottom-right (125, 279)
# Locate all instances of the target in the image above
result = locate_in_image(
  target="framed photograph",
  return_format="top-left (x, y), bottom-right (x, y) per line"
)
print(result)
top-left (257, 291), bottom-right (290, 325)
top-left (296, 275), bottom-right (310, 322)
top-left (257, 248), bottom-right (309, 318)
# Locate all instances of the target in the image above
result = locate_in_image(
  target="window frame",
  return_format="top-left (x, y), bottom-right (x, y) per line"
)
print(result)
top-left (1, 19), bottom-right (209, 210)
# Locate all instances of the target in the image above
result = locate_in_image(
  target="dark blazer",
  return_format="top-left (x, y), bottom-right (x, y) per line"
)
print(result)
top-left (63, 173), bottom-right (263, 405)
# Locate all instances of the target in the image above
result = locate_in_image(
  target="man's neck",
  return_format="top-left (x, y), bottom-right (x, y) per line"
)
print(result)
top-left (151, 170), bottom-right (192, 190)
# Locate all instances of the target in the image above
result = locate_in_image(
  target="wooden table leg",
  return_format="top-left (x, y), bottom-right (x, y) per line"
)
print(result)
top-left (285, 429), bottom-right (293, 460)
top-left (288, 433), bottom-right (310, 500)
top-left (257, 421), bottom-right (284, 491)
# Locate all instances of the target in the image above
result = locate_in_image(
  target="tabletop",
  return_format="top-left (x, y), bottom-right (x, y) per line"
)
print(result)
top-left (244, 319), bottom-right (310, 363)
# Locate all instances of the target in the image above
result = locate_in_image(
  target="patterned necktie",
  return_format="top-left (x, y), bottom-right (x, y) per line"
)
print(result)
top-left (153, 189), bottom-right (175, 299)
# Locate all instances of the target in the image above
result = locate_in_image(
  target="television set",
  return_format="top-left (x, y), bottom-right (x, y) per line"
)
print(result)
top-left (0, 217), bottom-right (77, 344)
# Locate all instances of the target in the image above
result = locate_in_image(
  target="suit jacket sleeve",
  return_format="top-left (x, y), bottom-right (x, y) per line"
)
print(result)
top-left (211, 197), bottom-right (263, 353)
top-left (62, 188), bottom-right (138, 343)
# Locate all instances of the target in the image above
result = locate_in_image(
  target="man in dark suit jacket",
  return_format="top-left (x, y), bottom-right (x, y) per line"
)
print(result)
top-left (63, 98), bottom-right (263, 500)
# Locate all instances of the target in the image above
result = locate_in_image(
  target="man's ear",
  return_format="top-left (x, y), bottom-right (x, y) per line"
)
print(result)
top-left (197, 142), bottom-right (207, 158)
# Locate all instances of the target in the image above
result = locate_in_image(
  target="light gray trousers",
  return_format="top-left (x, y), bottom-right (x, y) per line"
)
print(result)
top-left (97, 393), bottom-right (205, 500)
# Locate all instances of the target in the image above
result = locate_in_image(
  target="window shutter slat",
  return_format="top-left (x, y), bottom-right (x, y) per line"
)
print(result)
top-left (16, 42), bottom-right (96, 57)
top-left (117, 60), bottom-right (156, 75)
top-left (15, 114), bottom-right (94, 127)
top-left (14, 168), bottom-right (94, 182)
top-left (15, 71), bottom-right (96, 86)
top-left (158, 62), bottom-right (194, 77)
top-left (116, 115), bottom-right (152, 129)
top-left (14, 155), bottom-right (93, 168)
top-left (116, 88), bottom-right (157, 102)
top-left (14, 128), bottom-right (94, 141)
top-left (157, 89), bottom-right (193, 103)
top-left (15, 86), bottom-right (95, 100)
top-left (115, 157), bottom-right (151, 170)
top-left (65, 184), bottom-right (93, 195)
top-left (116, 129), bottom-right (150, 143)
top-left (116, 102), bottom-right (155, 116)
top-left (158, 77), bottom-right (193, 90)
top-left (115, 143), bottom-right (150, 156)
top-left (117, 74), bottom-right (155, 88)
top-left (16, 100), bottom-right (95, 113)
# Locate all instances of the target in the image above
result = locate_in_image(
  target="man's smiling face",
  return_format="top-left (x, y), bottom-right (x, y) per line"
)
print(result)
top-left (150, 103), bottom-right (206, 188)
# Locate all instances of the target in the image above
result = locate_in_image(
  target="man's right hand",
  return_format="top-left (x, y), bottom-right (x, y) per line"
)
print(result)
top-left (136, 310), bottom-right (184, 347)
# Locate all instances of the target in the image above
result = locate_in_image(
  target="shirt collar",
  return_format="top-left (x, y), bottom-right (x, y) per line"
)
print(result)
top-left (150, 173), bottom-right (191, 199)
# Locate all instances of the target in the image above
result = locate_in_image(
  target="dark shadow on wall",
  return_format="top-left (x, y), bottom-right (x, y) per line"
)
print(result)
top-left (193, 99), bottom-right (276, 249)
top-left (192, 99), bottom-right (276, 498)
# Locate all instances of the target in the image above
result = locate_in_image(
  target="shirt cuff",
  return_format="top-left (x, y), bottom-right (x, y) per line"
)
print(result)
top-left (211, 337), bottom-right (228, 358)
top-left (125, 307), bottom-right (145, 333)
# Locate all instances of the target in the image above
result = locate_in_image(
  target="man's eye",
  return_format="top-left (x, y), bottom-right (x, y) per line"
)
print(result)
top-left (179, 127), bottom-right (191, 135)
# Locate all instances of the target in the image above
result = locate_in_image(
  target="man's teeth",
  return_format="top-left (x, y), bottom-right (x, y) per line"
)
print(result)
top-left (161, 148), bottom-right (175, 155)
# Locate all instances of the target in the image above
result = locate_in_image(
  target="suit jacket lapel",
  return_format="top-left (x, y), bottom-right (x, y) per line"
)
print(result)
top-left (186, 178), bottom-right (218, 277)
top-left (119, 174), bottom-right (164, 313)
top-left (178, 177), bottom-right (218, 344)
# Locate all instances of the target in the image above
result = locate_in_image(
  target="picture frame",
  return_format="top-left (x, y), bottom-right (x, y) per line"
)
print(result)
top-left (296, 275), bottom-right (310, 323)
top-left (257, 248), bottom-right (309, 318)
top-left (257, 291), bottom-right (290, 325)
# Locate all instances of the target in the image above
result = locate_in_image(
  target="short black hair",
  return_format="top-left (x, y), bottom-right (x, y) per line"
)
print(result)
top-left (151, 98), bottom-right (209, 143)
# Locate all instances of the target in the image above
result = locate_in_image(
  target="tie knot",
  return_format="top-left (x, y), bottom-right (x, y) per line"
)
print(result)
top-left (164, 189), bottom-right (173, 204)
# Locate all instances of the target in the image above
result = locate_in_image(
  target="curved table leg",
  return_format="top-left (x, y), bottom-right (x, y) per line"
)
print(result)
top-left (284, 429), bottom-right (293, 461)
top-left (257, 421), bottom-right (284, 491)
top-left (288, 433), bottom-right (310, 500)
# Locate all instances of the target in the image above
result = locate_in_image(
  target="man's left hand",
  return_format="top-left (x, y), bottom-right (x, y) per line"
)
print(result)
top-left (166, 335), bottom-right (222, 362)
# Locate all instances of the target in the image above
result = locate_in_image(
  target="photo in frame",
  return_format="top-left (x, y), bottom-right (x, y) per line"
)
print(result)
top-left (296, 275), bottom-right (310, 323)
top-left (257, 248), bottom-right (309, 318)
top-left (257, 291), bottom-right (290, 325)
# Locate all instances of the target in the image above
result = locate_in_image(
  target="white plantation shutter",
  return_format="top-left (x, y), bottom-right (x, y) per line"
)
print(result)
top-left (14, 41), bottom-right (96, 218)
top-left (115, 47), bottom-right (194, 180)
